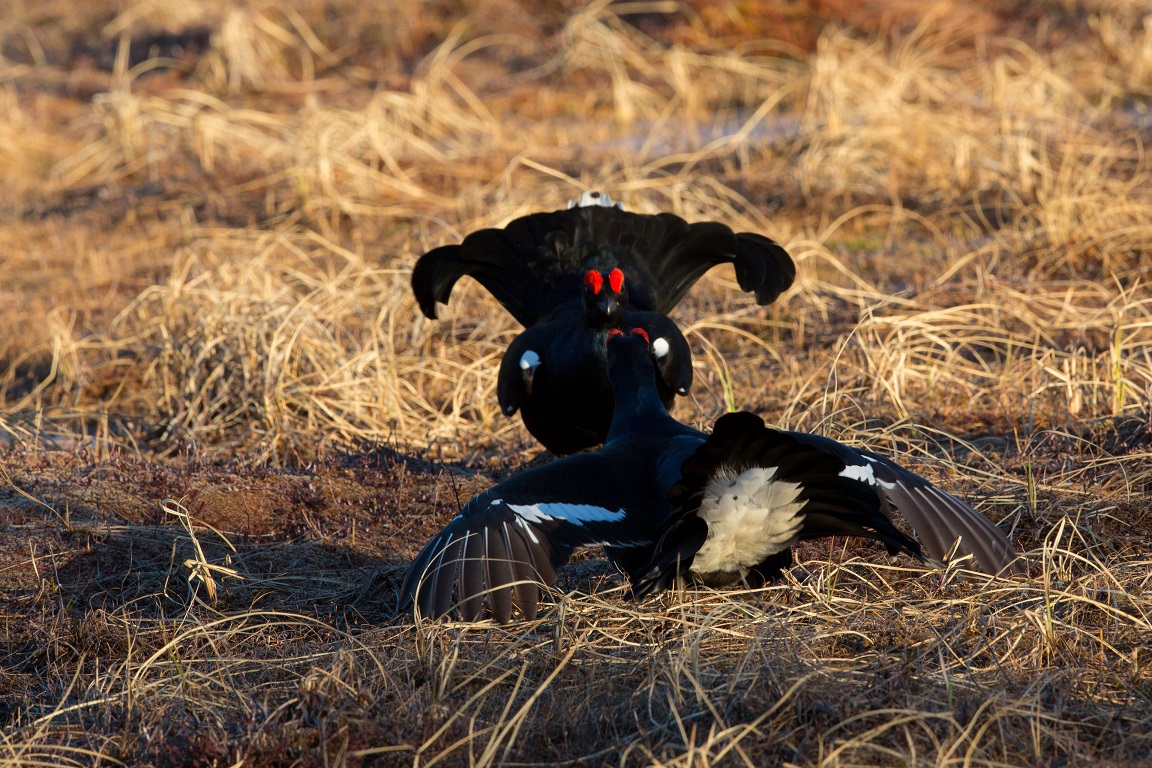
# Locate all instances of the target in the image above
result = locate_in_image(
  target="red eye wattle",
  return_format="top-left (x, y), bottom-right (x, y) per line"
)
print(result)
top-left (583, 270), bottom-right (603, 295)
top-left (608, 268), bottom-right (624, 293)
top-left (630, 327), bottom-right (649, 343)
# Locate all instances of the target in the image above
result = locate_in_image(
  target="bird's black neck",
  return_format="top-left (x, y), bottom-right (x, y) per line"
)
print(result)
top-left (605, 336), bottom-right (676, 438)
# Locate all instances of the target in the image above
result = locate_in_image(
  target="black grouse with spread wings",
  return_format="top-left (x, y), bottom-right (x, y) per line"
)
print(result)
top-left (400, 331), bottom-right (1022, 622)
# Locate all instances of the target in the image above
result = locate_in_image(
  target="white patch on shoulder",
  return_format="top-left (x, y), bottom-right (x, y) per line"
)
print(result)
top-left (690, 466), bottom-right (806, 579)
top-left (520, 350), bottom-right (541, 371)
top-left (839, 463), bottom-right (875, 484)
top-left (506, 502), bottom-right (626, 527)
top-left (652, 337), bottom-right (670, 358)
top-left (567, 191), bottom-right (623, 210)
top-left (840, 462), bottom-right (896, 489)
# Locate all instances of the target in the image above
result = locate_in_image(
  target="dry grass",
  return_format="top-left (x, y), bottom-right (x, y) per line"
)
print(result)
top-left (2, 0), bottom-right (1152, 765)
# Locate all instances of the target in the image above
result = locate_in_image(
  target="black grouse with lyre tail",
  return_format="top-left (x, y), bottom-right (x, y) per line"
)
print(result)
top-left (399, 331), bottom-right (1022, 622)
top-left (411, 192), bottom-right (796, 454)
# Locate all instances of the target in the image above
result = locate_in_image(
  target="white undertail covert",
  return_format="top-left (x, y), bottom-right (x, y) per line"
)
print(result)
top-left (691, 466), bottom-right (806, 578)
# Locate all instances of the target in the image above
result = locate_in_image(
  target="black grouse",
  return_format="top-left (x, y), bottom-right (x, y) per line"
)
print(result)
top-left (411, 192), bottom-right (796, 454)
top-left (496, 265), bottom-right (691, 455)
top-left (399, 331), bottom-right (1022, 622)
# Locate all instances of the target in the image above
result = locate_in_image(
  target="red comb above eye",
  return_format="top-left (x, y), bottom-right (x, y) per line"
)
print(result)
top-left (607, 328), bottom-right (624, 342)
top-left (608, 268), bottom-right (624, 293)
top-left (631, 327), bottom-right (649, 343)
top-left (583, 270), bottom-right (603, 294)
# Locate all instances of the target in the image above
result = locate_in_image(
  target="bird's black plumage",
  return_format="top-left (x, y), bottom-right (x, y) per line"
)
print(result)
top-left (399, 332), bottom-right (1022, 622)
top-left (410, 193), bottom-right (795, 454)
top-left (399, 329), bottom-right (699, 620)
top-left (412, 193), bottom-right (796, 325)
top-left (491, 267), bottom-right (692, 455)
top-left (633, 411), bottom-right (924, 597)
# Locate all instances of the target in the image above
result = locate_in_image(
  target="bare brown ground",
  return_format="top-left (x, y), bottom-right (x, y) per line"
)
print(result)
top-left (3, 0), bottom-right (1152, 765)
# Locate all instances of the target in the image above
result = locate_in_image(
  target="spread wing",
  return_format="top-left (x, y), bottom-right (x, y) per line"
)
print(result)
top-left (849, 447), bottom-right (1023, 575)
top-left (399, 454), bottom-right (655, 621)
top-left (786, 434), bottom-right (1023, 575)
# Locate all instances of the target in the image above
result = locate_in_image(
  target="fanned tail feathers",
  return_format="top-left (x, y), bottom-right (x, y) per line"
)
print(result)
top-left (410, 204), bottom-right (796, 325)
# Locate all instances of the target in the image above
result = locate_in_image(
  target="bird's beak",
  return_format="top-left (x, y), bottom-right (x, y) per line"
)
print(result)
top-left (597, 297), bottom-right (621, 319)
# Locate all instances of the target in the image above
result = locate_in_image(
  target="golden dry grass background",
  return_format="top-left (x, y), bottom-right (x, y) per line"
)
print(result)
top-left (2, 0), bottom-right (1152, 765)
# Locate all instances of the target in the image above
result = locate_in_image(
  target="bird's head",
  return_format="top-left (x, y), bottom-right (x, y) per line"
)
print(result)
top-left (605, 326), bottom-right (654, 370)
top-left (606, 326), bottom-right (649, 344)
top-left (582, 268), bottom-right (627, 328)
